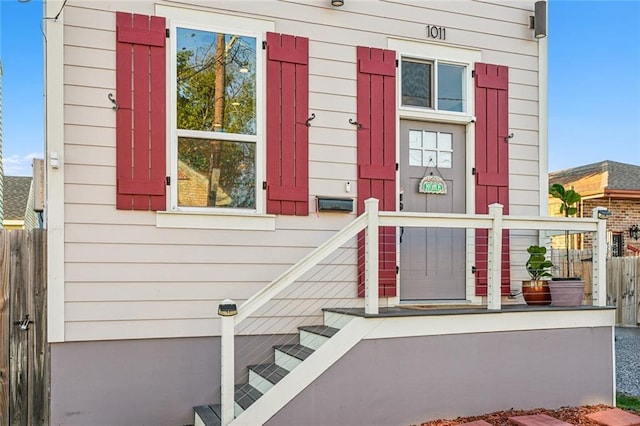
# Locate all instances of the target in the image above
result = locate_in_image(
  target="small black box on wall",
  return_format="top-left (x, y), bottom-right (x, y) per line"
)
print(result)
top-left (316, 197), bottom-right (353, 212)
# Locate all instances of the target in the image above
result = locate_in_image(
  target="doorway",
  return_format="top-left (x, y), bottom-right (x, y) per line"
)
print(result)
top-left (399, 120), bottom-right (466, 300)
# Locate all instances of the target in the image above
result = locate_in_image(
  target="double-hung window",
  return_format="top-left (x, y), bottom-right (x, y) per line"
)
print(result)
top-left (173, 26), bottom-right (260, 211)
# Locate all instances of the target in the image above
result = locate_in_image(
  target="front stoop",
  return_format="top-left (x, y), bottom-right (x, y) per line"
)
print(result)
top-left (193, 311), bottom-right (348, 426)
top-left (509, 414), bottom-right (572, 426)
top-left (586, 408), bottom-right (640, 426)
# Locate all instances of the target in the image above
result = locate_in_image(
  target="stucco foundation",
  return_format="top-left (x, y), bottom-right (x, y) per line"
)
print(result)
top-left (49, 335), bottom-right (288, 426)
top-left (266, 327), bottom-right (614, 426)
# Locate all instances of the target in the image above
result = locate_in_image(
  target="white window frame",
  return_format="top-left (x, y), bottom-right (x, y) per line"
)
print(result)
top-left (389, 38), bottom-right (480, 124)
top-left (156, 5), bottom-right (276, 229)
top-left (401, 56), bottom-right (468, 113)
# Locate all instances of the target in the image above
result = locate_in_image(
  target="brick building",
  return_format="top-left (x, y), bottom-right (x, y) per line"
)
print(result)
top-left (549, 160), bottom-right (640, 257)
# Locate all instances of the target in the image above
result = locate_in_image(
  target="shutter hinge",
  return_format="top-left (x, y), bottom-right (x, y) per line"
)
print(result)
top-left (395, 59), bottom-right (399, 67)
top-left (471, 70), bottom-right (475, 78)
top-left (262, 41), bottom-right (267, 50)
top-left (396, 163), bottom-right (399, 171)
top-left (396, 265), bottom-right (399, 274)
top-left (263, 181), bottom-right (267, 190)
top-left (166, 176), bottom-right (171, 185)
top-left (472, 167), bottom-right (476, 175)
top-left (472, 266), bottom-right (476, 274)
top-left (165, 28), bottom-right (170, 38)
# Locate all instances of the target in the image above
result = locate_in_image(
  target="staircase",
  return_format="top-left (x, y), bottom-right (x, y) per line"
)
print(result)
top-left (193, 310), bottom-right (352, 426)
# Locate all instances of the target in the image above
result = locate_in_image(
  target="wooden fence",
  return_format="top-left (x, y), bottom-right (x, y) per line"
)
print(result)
top-left (607, 256), bottom-right (640, 326)
top-left (0, 229), bottom-right (49, 425)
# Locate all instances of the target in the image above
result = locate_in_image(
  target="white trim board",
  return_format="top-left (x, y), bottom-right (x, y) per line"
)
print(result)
top-left (156, 211), bottom-right (276, 231)
top-left (45, 0), bottom-right (66, 343)
top-left (364, 309), bottom-right (614, 340)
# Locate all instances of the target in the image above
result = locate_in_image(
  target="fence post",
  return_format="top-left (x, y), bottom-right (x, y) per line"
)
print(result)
top-left (487, 204), bottom-right (503, 310)
top-left (219, 300), bottom-right (237, 426)
top-left (364, 198), bottom-right (379, 315)
top-left (592, 207), bottom-right (609, 307)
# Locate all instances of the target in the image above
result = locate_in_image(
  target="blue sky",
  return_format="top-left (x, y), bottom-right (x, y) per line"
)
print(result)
top-left (0, 0), bottom-right (639, 176)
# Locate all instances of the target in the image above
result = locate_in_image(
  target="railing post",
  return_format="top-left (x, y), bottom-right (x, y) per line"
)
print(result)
top-left (364, 198), bottom-right (379, 315)
top-left (592, 207), bottom-right (609, 307)
top-left (487, 203), bottom-right (503, 310)
top-left (219, 300), bottom-right (238, 426)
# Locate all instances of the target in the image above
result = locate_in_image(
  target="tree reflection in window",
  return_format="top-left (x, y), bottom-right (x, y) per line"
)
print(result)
top-left (176, 28), bottom-right (257, 208)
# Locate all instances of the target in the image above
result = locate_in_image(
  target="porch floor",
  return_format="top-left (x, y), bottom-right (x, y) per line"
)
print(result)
top-left (325, 304), bottom-right (615, 318)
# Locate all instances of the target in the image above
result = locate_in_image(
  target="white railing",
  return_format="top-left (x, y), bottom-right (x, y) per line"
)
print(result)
top-left (218, 198), bottom-right (609, 425)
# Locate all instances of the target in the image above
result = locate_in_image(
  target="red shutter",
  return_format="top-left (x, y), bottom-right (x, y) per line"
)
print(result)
top-left (115, 12), bottom-right (166, 211)
top-left (356, 47), bottom-right (397, 297)
top-left (266, 32), bottom-right (309, 216)
top-left (474, 63), bottom-right (510, 295)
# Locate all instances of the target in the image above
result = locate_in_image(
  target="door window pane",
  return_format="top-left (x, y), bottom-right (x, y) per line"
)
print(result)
top-left (409, 130), bottom-right (422, 148)
top-left (438, 151), bottom-right (452, 168)
top-left (402, 59), bottom-right (432, 108)
top-left (407, 130), bottom-right (454, 168)
top-left (424, 150), bottom-right (437, 166)
top-left (178, 137), bottom-right (256, 208)
top-left (438, 63), bottom-right (464, 112)
top-left (409, 149), bottom-right (422, 166)
top-left (423, 131), bottom-right (437, 149)
top-left (439, 132), bottom-right (452, 151)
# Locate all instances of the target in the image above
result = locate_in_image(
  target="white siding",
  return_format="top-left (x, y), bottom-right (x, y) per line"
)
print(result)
top-left (58, 0), bottom-right (543, 341)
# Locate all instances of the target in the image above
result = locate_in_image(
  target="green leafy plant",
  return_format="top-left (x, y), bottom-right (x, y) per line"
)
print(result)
top-left (549, 184), bottom-right (582, 277)
top-left (525, 245), bottom-right (554, 281)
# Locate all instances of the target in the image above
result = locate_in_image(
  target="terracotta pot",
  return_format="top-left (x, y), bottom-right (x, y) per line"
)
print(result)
top-left (522, 280), bottom-right (551, 305)
top-left (549, 278), bottom-right (585, 307)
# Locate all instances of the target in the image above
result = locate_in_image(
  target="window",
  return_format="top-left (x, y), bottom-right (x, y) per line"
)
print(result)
top-left (401, 58), bottom-right (466, 113)
top-left (402, 59), bottom-right (432, 108)
top-left (174, 27), bottom-right (260, 210)
top-left (409, 130), bottom-right (453, 168)
top-left (612, 233), bottom-right (623, 257)
top-left (437, 63), bottom-right (465, 112)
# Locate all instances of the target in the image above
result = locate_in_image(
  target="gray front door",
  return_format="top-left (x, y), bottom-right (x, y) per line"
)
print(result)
top-left (399, 120), bottom-right (466, 300)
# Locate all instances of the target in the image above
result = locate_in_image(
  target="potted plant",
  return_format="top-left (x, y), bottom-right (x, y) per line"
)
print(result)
top-left (522, 245), bottom-right (553, 305)
top-left (548, 183), bottom-right (585, 306)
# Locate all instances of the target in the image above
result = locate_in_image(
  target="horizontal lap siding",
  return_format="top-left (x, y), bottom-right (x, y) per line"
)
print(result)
top-left (61, 1), bottom-right (540, 341)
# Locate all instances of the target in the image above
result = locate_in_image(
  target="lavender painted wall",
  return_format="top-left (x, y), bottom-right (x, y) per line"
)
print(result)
top-left (266, 327), bottom-right (614, 426)
top-left (50, 335), bottom-right (290, 426)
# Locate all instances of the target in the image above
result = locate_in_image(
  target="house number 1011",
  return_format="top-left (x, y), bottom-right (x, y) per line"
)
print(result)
top-left (426, 25), bottom-right (446, 40)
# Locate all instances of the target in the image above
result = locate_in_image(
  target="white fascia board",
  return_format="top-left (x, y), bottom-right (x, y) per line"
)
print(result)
top-left (364, 309), bottom-right (615, 340)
